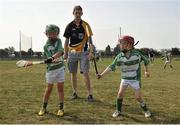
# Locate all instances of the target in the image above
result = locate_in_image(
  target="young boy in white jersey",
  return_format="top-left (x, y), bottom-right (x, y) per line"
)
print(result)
top-left (162, 52), bottom-right (173, 69)
top-left (38, 24), bottom-right (65, 117)
top-left (97, 35), bottom-right (152, 118)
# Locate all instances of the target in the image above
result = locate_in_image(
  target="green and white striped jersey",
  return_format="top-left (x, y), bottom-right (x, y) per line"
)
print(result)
top-left (44, 38), bottom-right (64, 72)
top-left (109, 49), bottom-right (149, 81)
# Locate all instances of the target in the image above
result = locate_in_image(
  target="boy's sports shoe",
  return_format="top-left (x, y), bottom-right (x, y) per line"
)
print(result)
top-left (38, 108), bottom-right (47, 116)
top-left (144, 110), bottom-right (151, 118)
top-left (57, 109), bottom-right (64, 117)
top-left (71, 92), bottom-right (78, 100)
top-left (87, 95), bottom-right (94, 102)
top-left (112, 111), bottom-right (121, 118)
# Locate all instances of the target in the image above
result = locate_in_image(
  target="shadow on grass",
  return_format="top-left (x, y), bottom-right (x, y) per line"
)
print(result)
top-left (67, 96), bottom-right (114, 107)
top-left (36, 112), bottom-right (104, 124)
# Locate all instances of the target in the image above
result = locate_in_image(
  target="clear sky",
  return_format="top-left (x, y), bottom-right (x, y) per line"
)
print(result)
top-left (0, 0), bottom-right (179, 51)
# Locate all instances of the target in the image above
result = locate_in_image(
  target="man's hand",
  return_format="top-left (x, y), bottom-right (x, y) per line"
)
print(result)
top-left (44, 56), bottom-right (54, 64)
top-left (64, 53), bottom-right (68, 60)
top-left (145, 71), bottom-right (150, 77)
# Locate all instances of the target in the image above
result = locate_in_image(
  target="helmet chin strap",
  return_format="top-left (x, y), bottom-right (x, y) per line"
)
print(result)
top-left (122, 49), bottom-right (128, 53)
top-left (122, 49), bottom-right (132, 53)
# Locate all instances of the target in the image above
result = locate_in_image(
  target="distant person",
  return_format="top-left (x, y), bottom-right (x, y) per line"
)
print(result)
top-left (38, 24), bottom-right (65, 117)
top-left (162, 52), bottom-right (173, 69)
top-left (148, 50), bottom-right (154, 64)
top-left (63, 5), bottom-right (94, 102)
top-left (97, 35), bottom-right (152, 118)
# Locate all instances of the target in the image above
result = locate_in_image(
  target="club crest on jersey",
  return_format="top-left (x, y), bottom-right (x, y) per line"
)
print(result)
top-left (78, 33), bottom-right (84, 39)
top-left (48, 46), bottom-right (55, 52)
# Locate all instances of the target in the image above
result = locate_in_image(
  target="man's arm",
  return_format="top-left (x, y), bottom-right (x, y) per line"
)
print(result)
top-left (64, 38), bottom-right (69, 59)
top-left (88, 37), bottom-right (95, 60)
top-left (88, 37), bottom-right (93, 53)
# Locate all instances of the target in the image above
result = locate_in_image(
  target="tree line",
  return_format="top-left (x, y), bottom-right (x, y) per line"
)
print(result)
top-left (0, 46), bottom-right (42, 59)
top-left (0, 46), bottom-right (180, 59)
top-left (102, 45), bottom-right (180, 57)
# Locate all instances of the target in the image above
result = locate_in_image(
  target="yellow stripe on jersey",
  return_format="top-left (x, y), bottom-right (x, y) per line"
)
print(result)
top-left (69, 21), bottom-right (93, 52)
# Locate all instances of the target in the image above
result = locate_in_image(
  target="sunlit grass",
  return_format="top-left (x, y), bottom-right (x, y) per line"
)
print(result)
top-left (0, 58), bottom-right (180, 123)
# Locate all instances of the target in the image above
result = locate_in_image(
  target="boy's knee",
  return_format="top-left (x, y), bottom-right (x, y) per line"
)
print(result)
top-left (46, 86), bottom-right (53, 93)
top-left (57, 85), bottom-right (64, 92)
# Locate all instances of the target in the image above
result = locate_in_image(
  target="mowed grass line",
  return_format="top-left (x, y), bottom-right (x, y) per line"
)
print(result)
top-left (0, 58), bottom-right (180, 123)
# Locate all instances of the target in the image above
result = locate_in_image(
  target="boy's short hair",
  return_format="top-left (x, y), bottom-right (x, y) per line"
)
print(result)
top-left (73, 5), bottom-right (83, 13)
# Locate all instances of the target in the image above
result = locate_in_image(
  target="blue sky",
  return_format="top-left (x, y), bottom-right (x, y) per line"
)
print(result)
top-left (0, 0), bottom-right (179, 51)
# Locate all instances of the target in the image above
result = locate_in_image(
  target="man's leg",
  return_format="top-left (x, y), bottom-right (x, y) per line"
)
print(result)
top-left (70, 72), bottom-right (77, 93)
top-left (83, 72), bottom-right (92, 95)
top-left (68, 56), bottom-right (78, 99)
top-left (70, 72), bottom-right (78, 98)
top-left (81, 52), bottom-right (93, 101)
top-left (83, 71), bottom-right (94, 102)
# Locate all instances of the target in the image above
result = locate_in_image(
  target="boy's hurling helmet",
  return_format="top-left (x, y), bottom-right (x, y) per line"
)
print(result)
top-left (45, 24), bottom-right (60, 34)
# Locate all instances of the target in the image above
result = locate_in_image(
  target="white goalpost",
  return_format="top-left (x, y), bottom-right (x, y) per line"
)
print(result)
top-left (19, 31), bottom-right (32, 58)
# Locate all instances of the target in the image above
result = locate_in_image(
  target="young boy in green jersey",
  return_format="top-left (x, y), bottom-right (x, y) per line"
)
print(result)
top-left (38, 24), bottom-right (65, 117)
top-left (97, 35), bottom-right (151, 118)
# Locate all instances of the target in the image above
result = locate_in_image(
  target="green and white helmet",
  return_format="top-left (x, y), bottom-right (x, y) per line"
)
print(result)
top-left (45, 24), bottom-right (60, 34)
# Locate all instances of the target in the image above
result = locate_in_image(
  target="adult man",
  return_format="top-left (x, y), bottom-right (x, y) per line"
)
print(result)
top-left (64, 5), bottom-right (94, 102)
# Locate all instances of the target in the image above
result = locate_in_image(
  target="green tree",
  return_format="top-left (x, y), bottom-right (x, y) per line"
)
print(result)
top-left (171, 48), bottom-right (180, 56)
top-left (8, 46), bottom-right (15, 55)
top-left (0, 49), bottom-right (9, 57)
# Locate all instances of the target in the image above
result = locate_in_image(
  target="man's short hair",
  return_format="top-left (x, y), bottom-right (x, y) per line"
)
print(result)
top-left (73, 5), bottom-right (83, 13)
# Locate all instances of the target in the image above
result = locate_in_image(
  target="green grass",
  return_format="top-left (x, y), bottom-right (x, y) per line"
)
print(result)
top-left (0, 58), bottom-right (180, 123)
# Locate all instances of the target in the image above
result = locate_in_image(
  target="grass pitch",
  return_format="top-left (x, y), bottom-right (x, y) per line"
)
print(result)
top-left (0, 58), bottom-right (180, 124)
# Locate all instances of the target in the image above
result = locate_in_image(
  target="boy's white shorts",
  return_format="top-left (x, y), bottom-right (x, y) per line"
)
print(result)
top-left (46, 67), bottom-right (65, 84)
top-left (121, 79), bottom-right (140, 90)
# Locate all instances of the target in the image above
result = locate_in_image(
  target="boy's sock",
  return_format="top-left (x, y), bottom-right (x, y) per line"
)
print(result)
top-left (116, 98), bottom-right (123, 112)
top-left (42, 102), bottom-right (48, 109)
top-left (140, 102), bottom-right (148, 112)
top-left (59, 102), bottom-right (64, 110)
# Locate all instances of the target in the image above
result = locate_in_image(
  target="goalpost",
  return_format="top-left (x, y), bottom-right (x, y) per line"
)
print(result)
top-left (19, 31), bottom-right (32, 58)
